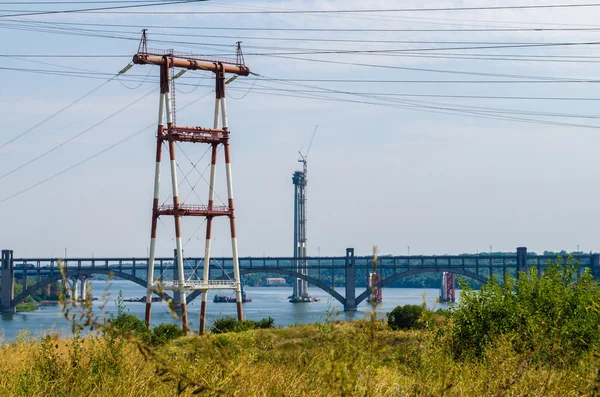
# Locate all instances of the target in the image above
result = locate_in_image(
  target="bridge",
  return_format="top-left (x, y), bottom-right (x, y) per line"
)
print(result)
top-left (1, 247), bottom-right (598, 313)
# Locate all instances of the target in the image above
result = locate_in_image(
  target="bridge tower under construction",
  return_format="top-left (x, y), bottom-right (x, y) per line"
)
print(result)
top-left (291, 170), bottom-right (308, 300)
top-left (290, 126), bottom-right (318, 302)
top-left (133, 31), bottom-right (250, 334)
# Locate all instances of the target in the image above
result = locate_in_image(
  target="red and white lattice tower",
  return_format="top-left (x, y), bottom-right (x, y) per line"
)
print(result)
top-left (133, 31), bottom-right (250, 334)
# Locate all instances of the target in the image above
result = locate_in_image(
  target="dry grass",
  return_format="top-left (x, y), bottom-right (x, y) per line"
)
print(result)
top-left (0, 319), bottom-right (595, 397)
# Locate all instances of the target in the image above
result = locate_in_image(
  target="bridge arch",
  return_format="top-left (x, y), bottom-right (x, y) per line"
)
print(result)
top-left (354, 268), bottom-right (488, 307)
top-left (186, 268), bottom-right (346, 306)
top-left (12, 269), bottom-right (158, 307)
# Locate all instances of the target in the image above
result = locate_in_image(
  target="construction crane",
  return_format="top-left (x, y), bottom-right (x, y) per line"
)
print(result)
top-left (298, 125), bottom-right (318, 178)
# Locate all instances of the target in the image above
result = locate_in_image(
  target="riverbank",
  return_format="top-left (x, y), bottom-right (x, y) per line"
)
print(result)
top-left (0, 284), bottom-right (455, 341)
top-left (0, 319), bottom-right (592, 396)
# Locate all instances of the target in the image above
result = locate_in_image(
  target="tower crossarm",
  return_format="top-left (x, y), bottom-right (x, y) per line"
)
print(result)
top-left (160, 126), bottom-right (229, 144)
top-left (156, 204), bottom-right (232, 217)
top-left (133, 53), bottom-right (250, 76)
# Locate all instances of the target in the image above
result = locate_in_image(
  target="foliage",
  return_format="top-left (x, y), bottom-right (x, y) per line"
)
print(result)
top-left (447, 255), bottom-right (600, 364)
top-left (256, 316), bottom-right (275, 329)
top-left (387, 304), bottom-right (428, 330)
top-left (107, 291), bottom-right (151, 344)
top-left (15, 301), bottom-right (38, 312)
top-left (151, 323), bottom-right (184, 346)
top-left (210, 316), bottom-right (275, 334)
top-left (0, 321), bottom-right (596, 396)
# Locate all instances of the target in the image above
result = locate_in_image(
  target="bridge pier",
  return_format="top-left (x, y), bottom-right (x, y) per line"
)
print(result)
top-left (591, 254), bottom-right (600, 278)
top-left (517, 247), bottom-right (528, 276)
top-left (1, 250), bottom-right (15, 313)
top-left (344, 248), bottom-right (356, 311)
top-left (71, 277), bottom-right (79, 301)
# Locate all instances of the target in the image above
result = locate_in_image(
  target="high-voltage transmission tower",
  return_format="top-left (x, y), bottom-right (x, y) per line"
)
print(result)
top-left (132, 30), bottom-right (250, 333)
top-left (291, 126), bottom-right (318, 302)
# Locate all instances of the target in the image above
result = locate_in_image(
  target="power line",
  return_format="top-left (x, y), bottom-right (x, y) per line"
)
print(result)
top-left (248, 77), bottom-right (600, 120)
top-left (234, 41), bottom-right (600, 56)
top-left (8, 18), bottom-right (600, 33)
top-left (0, 0), bottom-right (206, 18)
top-left (0, 0), bottom-right (189, 3)
top-left (0, 89), bottom-right (214, 204)
top-left (5, 65), bottom-right (600, 85)
top-left (10, 3), bottom-right (600, 14)
top-left (0, 89), bottom-right (154, 182)
top-left (254, 55), bottom-right (600, 82)
top-left (0, 54), bottom-right (130, 57)
top-left (0, 72), bottom-right (120, 150)
top-left (233, 83), bottom-right (600, 131)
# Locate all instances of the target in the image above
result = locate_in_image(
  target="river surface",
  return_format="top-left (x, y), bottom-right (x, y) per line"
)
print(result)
top-left (0, 280), bottom-right (460, 341)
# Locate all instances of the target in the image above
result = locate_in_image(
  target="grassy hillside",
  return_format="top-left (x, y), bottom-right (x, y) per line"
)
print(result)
top-left (0, 318), bottom-right (594, 397)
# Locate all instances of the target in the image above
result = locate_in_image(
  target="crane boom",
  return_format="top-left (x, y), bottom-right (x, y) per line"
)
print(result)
top-left (298, 125), bottom-right (318, 165)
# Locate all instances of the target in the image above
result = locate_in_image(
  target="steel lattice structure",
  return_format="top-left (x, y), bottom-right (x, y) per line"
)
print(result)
top-left (133, 31), bottom-right (250, 334)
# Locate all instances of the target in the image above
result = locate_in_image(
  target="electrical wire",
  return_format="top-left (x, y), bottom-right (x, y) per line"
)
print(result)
top-left (0, 0), bottom-right (207, 18)
top-left (7, 18), bottom-right (600, 33)
top-left (0, 88), bottom-right (154, 182)
top-left (0, 70), bottom-right (121, 150)
top-left (0, 89), bottom-right (214, 204)
top-left (10, 3), bottom-right (600, 15)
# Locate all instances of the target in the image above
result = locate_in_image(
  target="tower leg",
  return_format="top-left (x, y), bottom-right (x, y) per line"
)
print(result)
top-left (165, 78), bottom-right (188, 332)
top-left (221, 93), bottom-right (243, 321)
top-left (200, 142), bottom-right (218, 334)
top-left (145, 92), bottom-right (165, 329)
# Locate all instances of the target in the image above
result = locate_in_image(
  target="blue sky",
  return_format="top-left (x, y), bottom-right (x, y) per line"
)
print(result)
top-left (1, 0), bottom-right (600, 258)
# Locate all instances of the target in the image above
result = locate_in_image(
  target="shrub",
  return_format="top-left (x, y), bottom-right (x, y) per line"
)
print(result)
top-left (151, 323), bottom-right (184, 346)
top-left (387, 304), bottom-right (426, 330)
top-left (256, 317), bottom-right (275, 329)
top-left (448, 256), bottom-right (600, 364)
top-left (108, 313), bottom-right (151, 344)
top-left (108, 292), bottom-right (151, 343)
top-left (211, 316), bottom-right (275, 334)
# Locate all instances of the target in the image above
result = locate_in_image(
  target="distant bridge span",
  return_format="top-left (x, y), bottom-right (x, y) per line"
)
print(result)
top-left (11, 269), bottom-right (170, 307)
top-left (2, 247), bottom-right (599, 313)
top-left (189, 266), bottom-right (488, 308)
top-left (187, 268), bottom-right (346, 306)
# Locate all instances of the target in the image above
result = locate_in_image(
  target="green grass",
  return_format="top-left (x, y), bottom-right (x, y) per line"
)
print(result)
top-left (15, 302), bottom-right (38, 312)
top-left (0, 319), bottom-right (595, 396)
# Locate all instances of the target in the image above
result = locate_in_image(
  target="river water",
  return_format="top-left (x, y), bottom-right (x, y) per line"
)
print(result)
top-left (0, 280), bottom-right (460, 341)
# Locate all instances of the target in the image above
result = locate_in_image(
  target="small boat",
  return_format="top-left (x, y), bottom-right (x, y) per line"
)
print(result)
top-left (289, 295), bottom-right (320, 303)
top-left (213, 288), bottom-right (252, 303)
top-left (124, 296), bottom-right (162, 303)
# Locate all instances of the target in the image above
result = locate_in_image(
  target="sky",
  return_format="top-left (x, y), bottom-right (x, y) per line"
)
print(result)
top-left (1, 0), bottom-right (600, 258)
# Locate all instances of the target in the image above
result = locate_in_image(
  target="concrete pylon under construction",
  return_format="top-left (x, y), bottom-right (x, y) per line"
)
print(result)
top-left (290, 126), bottom-right (318, 303)
top-left (292, 170), bottom-right (308, 300)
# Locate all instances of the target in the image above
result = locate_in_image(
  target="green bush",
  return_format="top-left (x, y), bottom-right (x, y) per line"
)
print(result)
top-left (256, 317), bottom-right (275, 329)
top-left (107, 291), bottom-right (151, 343)
top-left (151, 323), bottom-right (184, 346)
top-left (448, 256), bottom-right (600, 364)
top-left (387, 305), bottom-right (426, 330)
top-left (108, 313), bottom-right (151, 344)
top-left (211, 316), bottom-right (275, 334)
